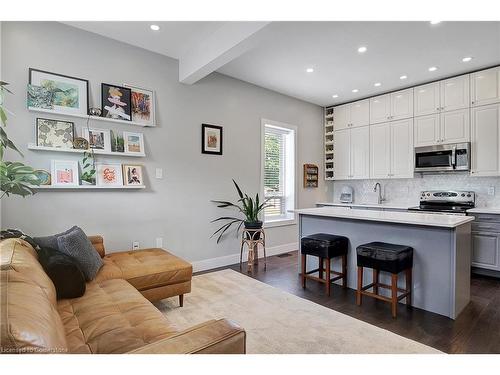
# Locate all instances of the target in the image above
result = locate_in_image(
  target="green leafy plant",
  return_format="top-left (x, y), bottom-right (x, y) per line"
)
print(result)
top-left (210, 179), bottom-right (271, 243)
top-left (0, 81), bottom-right (40, 198)
top-left (81, 150), bottom-right (96, 184)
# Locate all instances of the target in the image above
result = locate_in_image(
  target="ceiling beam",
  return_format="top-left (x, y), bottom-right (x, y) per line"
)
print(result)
top-left (179, 22), bottom-right (270, 84)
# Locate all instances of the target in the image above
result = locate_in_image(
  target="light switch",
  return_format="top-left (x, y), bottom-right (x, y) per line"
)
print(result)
top-left (155, 168), bottom-right (163, 179)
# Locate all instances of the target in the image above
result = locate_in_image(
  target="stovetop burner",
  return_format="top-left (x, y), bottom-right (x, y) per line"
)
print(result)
top-left (409, 190), bottom-right (475, 215)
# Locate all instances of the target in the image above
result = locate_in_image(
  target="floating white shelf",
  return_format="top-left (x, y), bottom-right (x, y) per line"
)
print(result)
top-left (28, 107), bottom-right (155, 128)
top-left (325, 141), bottom-right (334, 146)
top-left (33, 185), bottom-right (146, 190)
top-left (28, 144), bottom-right (146, 157)
top-left (325, 132), bottom-right (334, 136)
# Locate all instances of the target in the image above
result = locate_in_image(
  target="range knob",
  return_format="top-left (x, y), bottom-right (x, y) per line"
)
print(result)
top-left (427, 193), bottom-right (430, 196)
top-left (461, 193), bottom-right (465, 197)
top-left (467, 194), bottom-right (471, 197)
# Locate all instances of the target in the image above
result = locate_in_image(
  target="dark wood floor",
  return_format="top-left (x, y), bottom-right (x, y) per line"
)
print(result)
top-left (204, 250), bottom-right (500, 354)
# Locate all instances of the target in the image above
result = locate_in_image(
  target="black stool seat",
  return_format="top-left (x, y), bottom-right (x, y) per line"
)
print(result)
top-left (301, 233), bottom-right (348, 259)
top-left (356, 241), bottom-right (413, 274)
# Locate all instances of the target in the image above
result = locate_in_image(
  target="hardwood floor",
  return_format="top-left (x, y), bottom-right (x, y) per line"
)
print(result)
top-left (202, 250), bottom-right (500, 354)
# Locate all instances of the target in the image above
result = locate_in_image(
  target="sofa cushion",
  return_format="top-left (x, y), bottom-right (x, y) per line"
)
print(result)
top-left (57, 279), bottom-right (179, 353)
top-left (38, 247), bottom-right (86, 299)
top-left (56, 227), bottom-right (103, 281)
top-left (0, 239), bottom-right (68, 353)
top-left (95, 248), bottom-right (192, 291)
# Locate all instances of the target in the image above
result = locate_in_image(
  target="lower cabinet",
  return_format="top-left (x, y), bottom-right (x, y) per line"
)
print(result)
top-left (370, 119), bottom-right (414, 179)
top-left (471, 214), bottom-right (500, 272)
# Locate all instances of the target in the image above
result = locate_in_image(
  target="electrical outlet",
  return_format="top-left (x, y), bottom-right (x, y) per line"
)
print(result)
top-left (488, 186), bottom-right (495, 196)
top-left (156, 237), bottom-right (163, 248)
top-left (132, 241), bottom-right (140, 250)
top-left (155, 168), bottom-right (163, 179)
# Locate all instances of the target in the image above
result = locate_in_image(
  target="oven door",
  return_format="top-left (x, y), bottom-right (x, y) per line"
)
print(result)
top-left (414, 143), bottom-right (470, 172)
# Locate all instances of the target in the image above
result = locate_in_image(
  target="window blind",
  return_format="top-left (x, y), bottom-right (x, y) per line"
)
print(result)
top-left (264, 125), bottom-right (288, 218)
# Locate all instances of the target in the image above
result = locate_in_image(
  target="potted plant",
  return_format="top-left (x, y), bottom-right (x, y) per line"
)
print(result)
top-left (211, 179), bottom-right (270, 243)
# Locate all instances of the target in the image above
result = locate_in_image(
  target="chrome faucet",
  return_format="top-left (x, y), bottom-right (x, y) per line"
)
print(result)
top-left (373, 182), bottom-right (385, 204)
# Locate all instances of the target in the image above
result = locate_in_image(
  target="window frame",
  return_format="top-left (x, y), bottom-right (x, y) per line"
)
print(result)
top-left (261, 118), bottom-right (298, 228)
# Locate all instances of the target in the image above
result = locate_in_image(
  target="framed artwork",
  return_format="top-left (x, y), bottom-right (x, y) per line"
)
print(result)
top-left (123, 84), bottom-right (155, 126)
top-left (123, 131), bottom-right (144, 154)
top-left (201, 124), bottom-right (223, 155)
top-left (36, 118), bottom-right (74, 149)
top-left (96, 163), bottom-right (123, 186)
top-left (122, 164), bottom-right (143, 186)
top-left (29, 68), bottom-right (89, 116)
top-left (33, 169), bottom-right (51, 185)
top-left (101, 83), bottom-right (132, 121)
top-left (51, 160), bottom-right (79, 186)
top-left (82, 127), bottom-right (111, 152)
top-left (27, 84), bottom-right (53, 109)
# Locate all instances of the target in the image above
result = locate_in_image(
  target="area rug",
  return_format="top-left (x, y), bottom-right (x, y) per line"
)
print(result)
top-left (155, 269), bottom-right (441, 354)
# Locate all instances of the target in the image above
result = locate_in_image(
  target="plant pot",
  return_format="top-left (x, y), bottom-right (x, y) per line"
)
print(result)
top-left (244, 221), bottom-right (263, 240)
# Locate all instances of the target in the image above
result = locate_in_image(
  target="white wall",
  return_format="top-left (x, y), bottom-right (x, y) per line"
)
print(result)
top-left (0, 22), bottom-right (327, 266)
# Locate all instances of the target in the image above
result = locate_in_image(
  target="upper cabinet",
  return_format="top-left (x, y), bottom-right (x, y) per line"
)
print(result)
top-left (414, 74), bottom-right (469, 116)
top-left (414, 108), bottom-right (470, 147)
top-left (334, 99), bottom-right (369, 131)
top-left (471, 103), bottom-right (500, 176)
top-left (471, 67), bottom-right (500, 107)
top-left (333, 126), bottom-right (370, 180)
top-left (370, 89), bottom-right (413, 124)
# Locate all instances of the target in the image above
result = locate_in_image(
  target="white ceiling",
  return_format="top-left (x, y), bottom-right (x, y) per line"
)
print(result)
top-left (66, 21), bottom-right (500, 106)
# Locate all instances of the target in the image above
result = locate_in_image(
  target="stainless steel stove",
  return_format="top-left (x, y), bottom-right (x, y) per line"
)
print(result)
top-left (408, 190), bottom-right (475, 216)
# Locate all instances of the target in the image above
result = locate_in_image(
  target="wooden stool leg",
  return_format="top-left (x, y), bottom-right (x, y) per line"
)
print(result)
top-left (391, 273), bottom-right (398, 318)
top-left (179, 294), bottom-right (184, 307)
top-left (356, 266), bottom-right (363, 305)
top-left (342, 255), bottom-right (347, 288)
top-left (318, 257), bottom-right (323, 279)
top-left (301, 254), bottom-right (306, 289)
top-left (373, 269), bottom-right (379, 295)
top-left (325, 258), bottom-right (331, 296)
top-left (405, 268), bottom-right (412, 306)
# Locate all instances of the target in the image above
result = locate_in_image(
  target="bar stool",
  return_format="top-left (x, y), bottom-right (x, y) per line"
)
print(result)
top-left (356, 241), bottom-right (413, 318)
top-left (301, 233), bottom-right (348, 296)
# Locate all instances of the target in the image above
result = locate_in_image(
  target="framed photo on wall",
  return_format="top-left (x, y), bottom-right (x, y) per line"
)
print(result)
top-left (101, 83), bottom-right (132, 121)
top-left (29, 68), bottom-right (89, 116)
top-left (201, 124), bottom-right (223, 155)
top-left (82, 127), bottom-right (111, 152)
top-left (123, 131), bottom-right (144, 154)
top-left (36, 118), bottom-right (74, 149)
top-left (122, 164), bottom-right (143, 186)
top-left (96, 163), bottom-right (123, 186)
top-left (51, 160), bottom-right (79, 187)
top-left (123, 84), bottom-right (155, 126)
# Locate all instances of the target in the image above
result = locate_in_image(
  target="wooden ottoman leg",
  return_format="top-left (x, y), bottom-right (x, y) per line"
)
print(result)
top-left (318, 257), bottom-right (323, 279)
top-left (373, 269), bottom-right (379, 295)
top-left (391, 274), bottom-right (398, 318)
top-left (342, 254), bottom-right (347, 288)
top-left (179, 294), bottom-right (184, 307)
top-left (325, 259), bottom-right (331, 296)
top-left (356, 266), bottom-right (363, 306)
top-left (301, 254), bottom-right (306, 289)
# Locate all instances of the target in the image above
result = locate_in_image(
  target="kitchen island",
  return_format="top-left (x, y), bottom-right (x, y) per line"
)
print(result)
top-left (295, 206), bottom-right (474, 319)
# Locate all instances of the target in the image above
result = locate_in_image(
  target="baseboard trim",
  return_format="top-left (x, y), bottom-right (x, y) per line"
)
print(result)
top-left (192, 242), bottom-right (298, 273)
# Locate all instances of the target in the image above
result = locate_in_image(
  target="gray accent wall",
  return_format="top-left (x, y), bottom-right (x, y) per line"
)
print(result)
top-left (0, 22), bottom-right (327, 262)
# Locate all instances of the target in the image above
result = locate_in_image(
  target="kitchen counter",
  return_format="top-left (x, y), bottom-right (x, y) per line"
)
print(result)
top-left (467, 207), bottom-right (500, 214)
top-left (316, 202), bottom-right (414, 210)
top-left (296, 206), bottom-right (474, 228)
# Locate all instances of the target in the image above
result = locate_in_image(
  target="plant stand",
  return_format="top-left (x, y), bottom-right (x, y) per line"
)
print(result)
top-left (240, 228), bottom-right (266, 272)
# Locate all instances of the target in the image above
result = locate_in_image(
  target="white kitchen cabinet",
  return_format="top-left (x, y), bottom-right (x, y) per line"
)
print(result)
top-left (472, 232), bottom-right (500, 270)
top-left (471, 67), bottom-right (500, 107)
top-left (414, 108), bottom-right (470, 147)
top-left (333, 126), bottom-right (369, 180)
top-left (441, 75), bottom-right (470, 112)
top-left (471, 103), bottom-right (500, 176)
top-left (370, 89), bottom-right (413, 124)
top-left (414, 75), bottom-right (469, 116)
top-left (414, 82), bottom-right (440, 116)
top-left (334, 100), bottom-right (369, 131)
top-left (370, 119), bottom-right (413, 179)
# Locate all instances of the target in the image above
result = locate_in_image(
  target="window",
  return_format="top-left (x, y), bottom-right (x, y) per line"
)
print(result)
top-left (262, 119), bottom-right (296, 225)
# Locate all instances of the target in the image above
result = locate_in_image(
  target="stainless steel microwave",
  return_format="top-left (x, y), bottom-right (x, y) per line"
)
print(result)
top-left (414, 143), bottom-right (470, 173)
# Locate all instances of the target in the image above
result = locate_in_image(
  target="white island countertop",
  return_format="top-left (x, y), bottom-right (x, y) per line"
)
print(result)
top-left (316, 201), bottom-right (414, 210)
top-left (294, 206), bottom-right (475, 228)
top-left (467, 207), bottom-right (500, 214)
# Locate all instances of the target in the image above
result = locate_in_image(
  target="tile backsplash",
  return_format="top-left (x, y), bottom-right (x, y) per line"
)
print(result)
top-left (332, 173), bottom-right (500, 208)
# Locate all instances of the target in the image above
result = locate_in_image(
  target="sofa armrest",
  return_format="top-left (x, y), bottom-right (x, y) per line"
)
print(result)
top-left (127, 319), bottom-right (246, 354)
top-left (88, 235), bottom-right (105, 258)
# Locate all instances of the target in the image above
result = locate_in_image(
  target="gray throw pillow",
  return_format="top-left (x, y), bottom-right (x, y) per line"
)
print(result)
top-left (34, 226), bottom-right (77, 251)
top-left (56, 227), bottom-right (103, 281)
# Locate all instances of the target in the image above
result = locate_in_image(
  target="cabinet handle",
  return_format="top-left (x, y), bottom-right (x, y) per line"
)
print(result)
top-left (472, 101), bottom-right (475, 105)
top-left (436, 107), bottom-right (440, 111)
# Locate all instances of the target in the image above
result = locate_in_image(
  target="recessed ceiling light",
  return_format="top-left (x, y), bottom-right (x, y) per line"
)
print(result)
top-left (428, 66), bottom-right (438, 72)
top-left (150, 24), bottom-right (160, 31)
top-left (352, 89), bottom-right (359, 93)
top-left (357, 46), bottom-right (367, 53)
top-left (400, 75), bottom-right (408, 80)
top-left (374, 82), bottom-right (381, 87)
top-left (430, 21), bottom-right (441, 25)
top-left (332, 94), bottom-right (339, 98)
top-left (306, 68), bottom-right (314, 73)
top-left (462, 56), bottom-right (473, 62)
